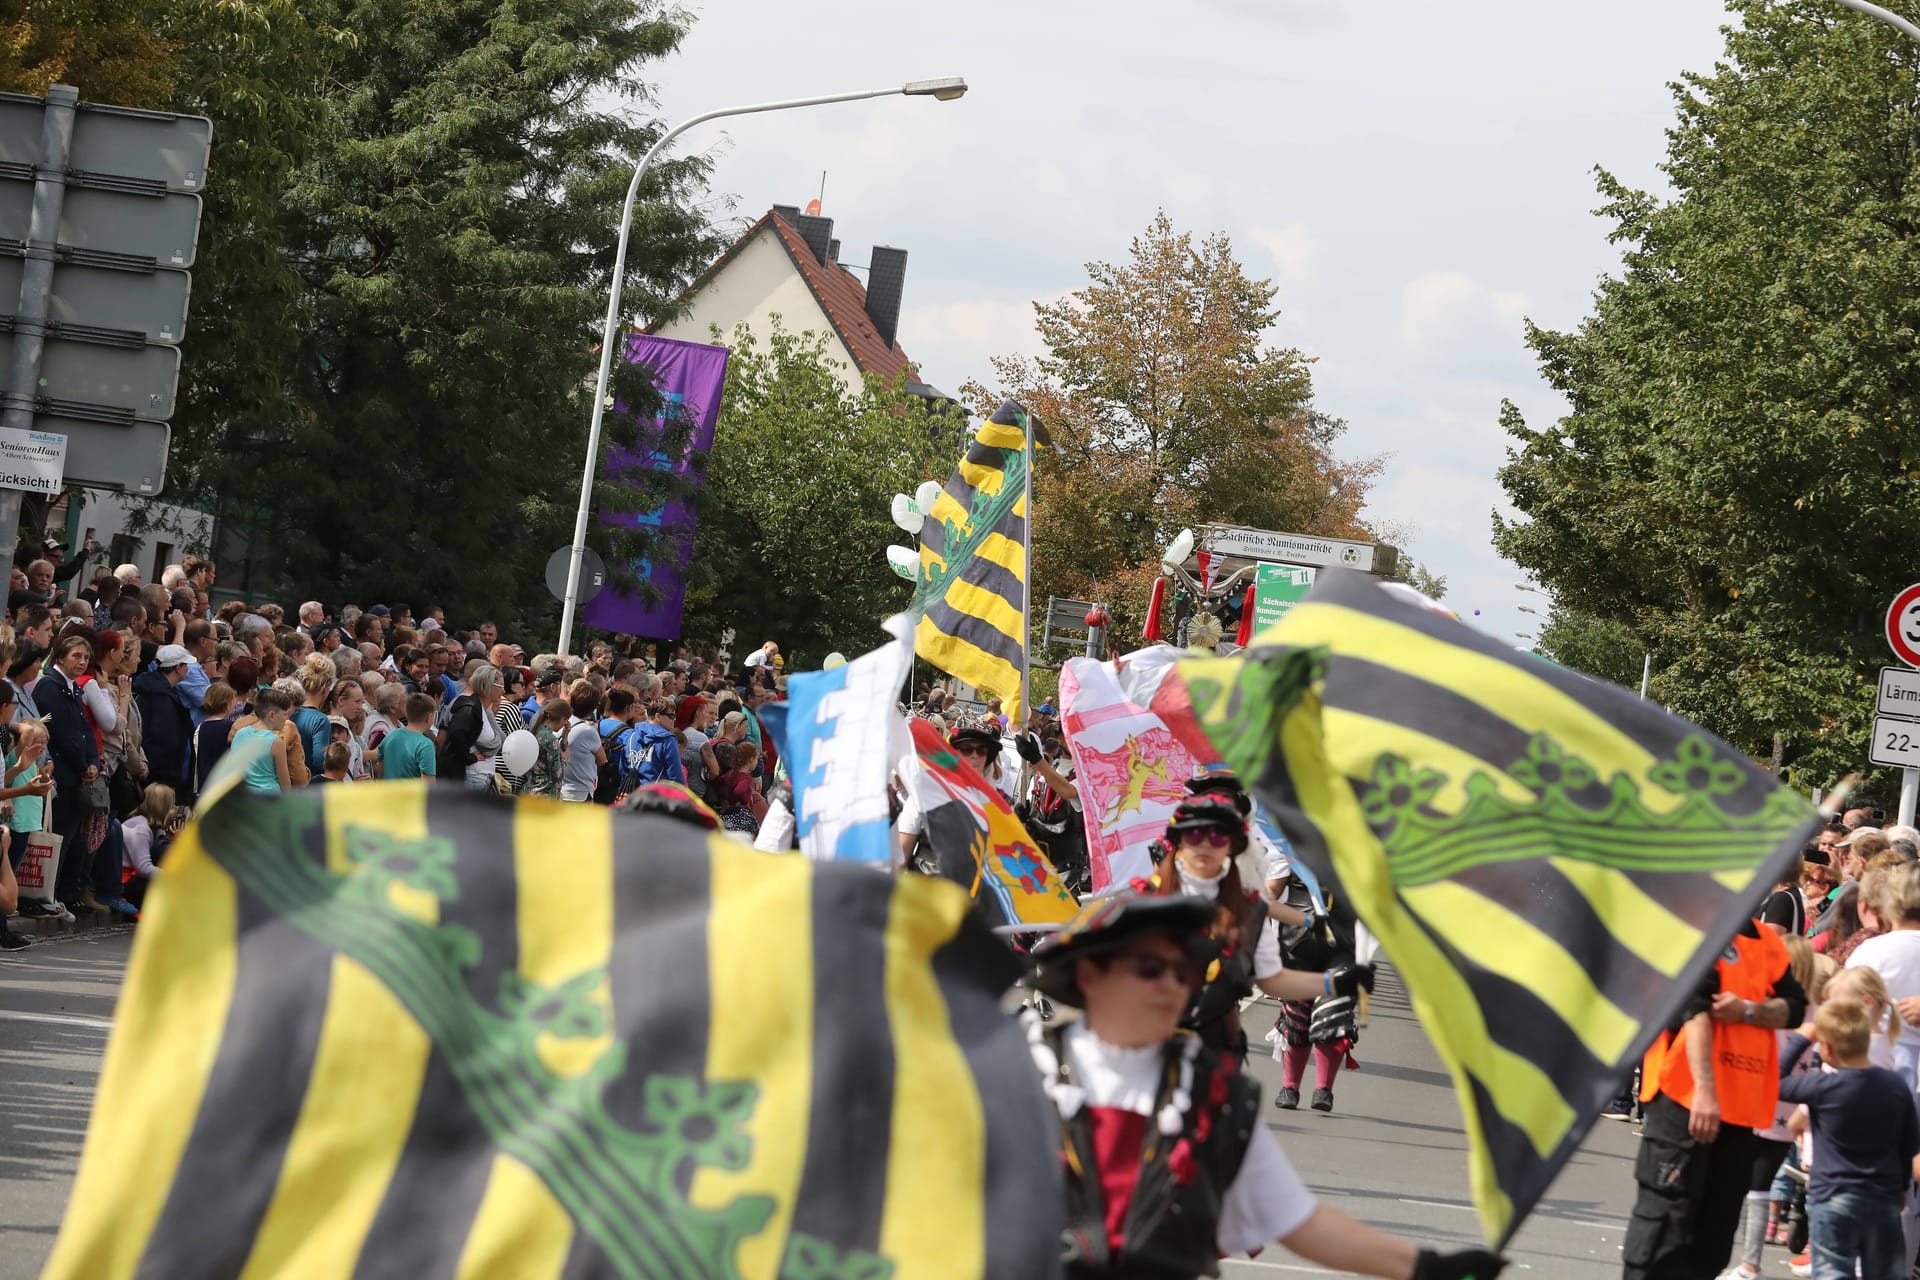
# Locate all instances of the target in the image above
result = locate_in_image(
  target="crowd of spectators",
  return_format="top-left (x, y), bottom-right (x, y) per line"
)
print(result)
top-left (0, 542), bottom-right (793, 949)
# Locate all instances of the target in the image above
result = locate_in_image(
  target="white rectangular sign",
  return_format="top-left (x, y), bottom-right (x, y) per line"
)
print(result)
top-left (1871, 715), bottom-right (1920, 770)
top-left (0, 425), bottom-right (65, 496)
top-left (1201, 524), bottom-right (1385, 573)
top-left (1880, 667), bottom-right (1920, 720)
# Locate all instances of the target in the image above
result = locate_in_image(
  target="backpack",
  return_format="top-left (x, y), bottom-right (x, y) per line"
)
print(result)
top-left (592, 725), bottom-right (625, 805)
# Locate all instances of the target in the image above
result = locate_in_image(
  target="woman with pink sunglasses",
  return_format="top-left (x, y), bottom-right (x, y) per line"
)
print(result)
top-left (1141, 792), bottom-right (1369, 1065)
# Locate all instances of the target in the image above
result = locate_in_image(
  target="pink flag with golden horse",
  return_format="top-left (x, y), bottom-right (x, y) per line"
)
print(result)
top-left (1058, 655), bottom-right (1205, 890)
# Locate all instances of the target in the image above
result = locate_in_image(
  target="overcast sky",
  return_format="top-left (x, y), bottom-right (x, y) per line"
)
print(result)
top-left (645, 0), bottom-right (1739, 649)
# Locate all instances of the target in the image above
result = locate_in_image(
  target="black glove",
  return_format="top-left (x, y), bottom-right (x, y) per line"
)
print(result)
top-left (1327, 962), bottom-right (1376, 998)
top-left (1014, 732), bottom-right (1042, 763)
top-left (1412, 1248), bottom-right (1506, 1280)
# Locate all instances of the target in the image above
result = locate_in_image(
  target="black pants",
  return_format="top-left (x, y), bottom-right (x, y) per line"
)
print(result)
top-left (1623, 1094), bottom-right (1755, 1280)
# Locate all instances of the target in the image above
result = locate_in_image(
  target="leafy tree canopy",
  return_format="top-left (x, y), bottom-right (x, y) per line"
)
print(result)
top-left (679, 319), bottom-right (955, 667)
top-left (1496, 0), bottom-right (1920, 790)
top-left (2, 0), bottom-right (719, 640)
top-left (970, 211), bottom-right (1389, 641)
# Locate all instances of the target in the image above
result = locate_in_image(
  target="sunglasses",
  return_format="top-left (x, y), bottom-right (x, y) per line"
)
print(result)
top-left (1180, 829), bottom-right (1233, 849)
top-left (1108, 953), bottom-right (1201, 986)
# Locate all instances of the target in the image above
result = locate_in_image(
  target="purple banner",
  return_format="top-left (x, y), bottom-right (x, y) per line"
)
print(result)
top-left (581, 333), bottom-right (731, 639)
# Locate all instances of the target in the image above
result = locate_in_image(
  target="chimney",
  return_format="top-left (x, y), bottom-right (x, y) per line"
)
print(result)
top-left (771, 204), bottom-right (800, 223)
top-left (828, 237), bottom-right (840, 263)
top-left (865, 246), bottom-right (908, 351)
top-left (794, 213), bottom-right (834, 265)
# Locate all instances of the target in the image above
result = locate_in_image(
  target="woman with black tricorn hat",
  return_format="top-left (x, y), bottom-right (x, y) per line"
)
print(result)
top-left (1140, 792), bottom-right (1370, 1061)
top-left (1027, 891), bottom-right (1505, 1280)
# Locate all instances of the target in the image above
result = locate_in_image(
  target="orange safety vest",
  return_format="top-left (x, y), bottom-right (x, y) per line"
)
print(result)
top-left (1640, 927), bottom-right (1788, 1130)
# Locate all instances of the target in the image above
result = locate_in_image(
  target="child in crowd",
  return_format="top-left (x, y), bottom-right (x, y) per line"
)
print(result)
top-left (312, 742), bottom-right (351, 786)
top-left (4, 722), bottom-right (55, 923)
top-left (1778, 999), bottom-right (1920, 1280)
top-left (195, 682), bottom-right (238, 793)
top-left (524, 699), bottom-right (570, 799)
top-left (6, 720), bottom-right (49, 841)
top-left (234, 689), bottom-right (293, 795)
top-left (377, 693), bottom-right (440, 782)
top-left (121, 783), bottom-right (179, 904)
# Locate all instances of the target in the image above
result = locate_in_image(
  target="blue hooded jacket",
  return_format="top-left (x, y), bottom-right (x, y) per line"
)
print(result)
top-left (616, 720), bottom-right (684, 788)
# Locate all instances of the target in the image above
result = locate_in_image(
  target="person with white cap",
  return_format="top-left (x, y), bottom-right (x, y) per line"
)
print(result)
top-left (133, 644), bottom-right (196, 800)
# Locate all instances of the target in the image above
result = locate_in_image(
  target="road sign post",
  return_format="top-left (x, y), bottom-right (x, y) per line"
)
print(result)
top-left (1881, 590), bottom-right (1920, 828)
top-left (0, 85), bottom-right (76, 560)
top-left (0, 85), bottom-right (209, 557)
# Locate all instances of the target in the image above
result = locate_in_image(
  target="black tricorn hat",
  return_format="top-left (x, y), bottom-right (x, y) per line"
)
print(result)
top-left (1165, 794), bottom-right (1247, 836)
top-left (1029, 891), bottom-right (1216, 1008)
top-left (1184, 769), bottom-right (1253, 816)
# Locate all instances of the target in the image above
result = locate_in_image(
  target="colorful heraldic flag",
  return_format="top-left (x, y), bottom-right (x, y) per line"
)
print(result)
top-left (583, 333), bottom-right (731, 640)
top-left (1172, 570), bottom-right (1819, 1247)
top-left (908, 719), bottom-right (1078, 929)
top-left (1059, 654), bottom-right (1205, 892)
top-left (761, 615), bottom-right (914, 864)
top-left (44, 774), bottom-right (1060, 1279)
top-left (1108, 644), bottom-right (1224, 770)
top-left (913, 398), bottom-right (1032, 723)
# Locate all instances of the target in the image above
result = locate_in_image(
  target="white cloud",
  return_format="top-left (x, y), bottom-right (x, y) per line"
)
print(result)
top-left (1397, 272), bottom-right (1531, 362)
top-left (1250, 223), bottom-right (1322, 289)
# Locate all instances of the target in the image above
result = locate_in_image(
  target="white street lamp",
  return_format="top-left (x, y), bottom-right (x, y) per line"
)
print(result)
top-left (556, 77), bottom-right (970, 655)
top-left (1829, 0), bottom-right (1920, 44)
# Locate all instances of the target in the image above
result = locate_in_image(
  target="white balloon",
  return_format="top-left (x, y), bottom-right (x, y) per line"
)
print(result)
top-left (914, 479), bottom-right (945, 515)
top-left (889, 493), bottom-right (924, 534)
top-left (886, 545), bottom-right (919, 580)
top-left (501, 729), bottom-right (539, 778)
top-left (822, 652), bottom-right (847, 670)
top-left (1162, 527), bottom-right (1195, 569)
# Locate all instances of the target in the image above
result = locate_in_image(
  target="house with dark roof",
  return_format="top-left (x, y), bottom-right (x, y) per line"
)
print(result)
top-left (652, 206), bottom-right (949, 403)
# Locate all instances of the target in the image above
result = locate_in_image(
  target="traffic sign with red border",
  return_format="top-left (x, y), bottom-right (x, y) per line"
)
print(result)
top-left (1889, 583), bottom-right (1920, 668)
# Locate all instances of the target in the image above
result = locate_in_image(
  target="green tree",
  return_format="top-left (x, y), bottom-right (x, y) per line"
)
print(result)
top-left (1534, 605), bottom-right (1644, 691)
top-left (196, 0), bottom-right (721, 636)
top-left (7, 1), bottom-right (719, 636)
top-left (0, 0), bottom-right (176, 102)
top-left (0, 2), bottom-right (343, 547)
top-left (971, 211), bottom-right (1385, 640)
top-left (1495, 0), bottom-right (1920, 788)
top-left (678, 319), bottom-right (956, 666)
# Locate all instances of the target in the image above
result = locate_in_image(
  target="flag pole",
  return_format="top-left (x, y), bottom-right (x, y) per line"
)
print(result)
top-left (1020, 412), bottom-right (1035, 728)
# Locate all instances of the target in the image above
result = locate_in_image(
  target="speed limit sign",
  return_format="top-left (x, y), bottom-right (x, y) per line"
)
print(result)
top-left (1888, 584), bottom-right (1920, 668)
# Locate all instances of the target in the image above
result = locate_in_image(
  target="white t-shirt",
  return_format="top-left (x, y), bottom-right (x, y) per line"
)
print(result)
top-left (744, 649), bottom-right (771, 669)
top-left (1061, 1023), bottom-right (1316, 1254)
top-left (1847, 931), bottom-right (1920, 1048)
top-left (1177, 864), bottom-right (1284, 981)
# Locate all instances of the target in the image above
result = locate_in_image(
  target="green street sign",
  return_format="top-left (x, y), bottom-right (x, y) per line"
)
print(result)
top-left (1252, 564), bottom-right (1316, 633)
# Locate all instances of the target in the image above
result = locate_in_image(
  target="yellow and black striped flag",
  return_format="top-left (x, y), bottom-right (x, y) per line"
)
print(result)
top-left (44, 776), bottom-right (1059, 1279)
top-left (1173, 570), bottom-right (1818, 1247)
top-left (914, 398), bottom-right (1032, 723)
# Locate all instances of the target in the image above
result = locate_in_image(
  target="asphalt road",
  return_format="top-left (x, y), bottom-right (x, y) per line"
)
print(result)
top-left (0, 926), bottom-right (131, 1280)
top-left (1224, 968), bottom-right (1639, 1278)
top-left (0, 935), bottom-right (1645, 1279)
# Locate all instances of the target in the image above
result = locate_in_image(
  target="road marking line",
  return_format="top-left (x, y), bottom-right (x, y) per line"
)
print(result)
top-left (1397, 1197), bottom-right (1477, 1213)
top-left (13, 1123), bottom-right (83, 1137)
top-left (0, 1009), bottom-right (113, 1029)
